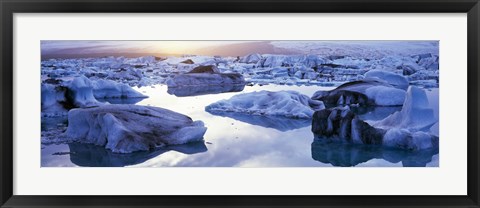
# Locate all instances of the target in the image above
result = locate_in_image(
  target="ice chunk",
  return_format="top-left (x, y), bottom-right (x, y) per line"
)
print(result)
top-left (312, 106), bottom-right (385, 144)
top-left (166, 73), bottom-right (245, 87)
top-left (382, 128), bottom-right (412, 149)
top-left (302, 54), bottom-right (326, 68)
top-left (167, 84), bottom-right (245, 97)
top-left (429, 122), bottom-right (439, 137)
top-left (107, 68), bottom-right (143, 81)
top-left (41, 83), bottom-right (68, 117)
top-left (312, 106), bottom-right (438, 151)
top-left (206, 90), bottom-right (325, 119)
top-left (312, 79), bottom-right (406, 106)
top-left (374, 86), bottom-right (437, 131)
top-left (383, 128), bottom-right (437, 151)
top-left (364, 86), bottom-right (406, 106)
top-left (187, 65), bottom-right (220, 74)
top-left (364, 70), bottom-right (409, 90)
top-left (65, 105), bottom-right (207, 153)
top-left (92, 79), bottom-right (148, 98)
top-left (66, 75), bottom-right (101, 108)
top-left (240, 53), bottom-right (262, 64)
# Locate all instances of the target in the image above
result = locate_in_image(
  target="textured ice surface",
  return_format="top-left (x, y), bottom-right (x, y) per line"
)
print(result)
top-left (373, 86), bottom-right (437, 131)
top-left (312, 79), bottom-right (406, 106)
top-left (166, 73), bottom-right (245, 87)
top-left (206, 90), bottom-right (325, 119)
top-left (364, 70), bottom-right (409, 90)
top-left (92, 79), bottom-right (147, 98)
top-left (41, 83), bottom-right (68, 117)
top-left (66, 75), bottom-right (102, 108)
top-left (65, 104), bottom-right (207, 153)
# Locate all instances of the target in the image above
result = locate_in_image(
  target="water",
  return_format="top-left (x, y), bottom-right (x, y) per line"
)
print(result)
top-left (41, 84), bottom-right (439, 167)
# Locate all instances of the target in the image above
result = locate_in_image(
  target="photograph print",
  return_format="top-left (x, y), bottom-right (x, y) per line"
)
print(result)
top-left (41, 40), bottom-right (439, 167)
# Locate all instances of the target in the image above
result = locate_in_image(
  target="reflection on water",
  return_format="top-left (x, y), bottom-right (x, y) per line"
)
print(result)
top-left (311, 138), bottom-right (439, 167)
top-left (41, 84), bottom-right (439, 167)
top-left (168, 84), bottom-right (245, 97)
top-left (68, 141), bottom-right (207, 167)
top-left (207, 111), bottom-right (311, 132)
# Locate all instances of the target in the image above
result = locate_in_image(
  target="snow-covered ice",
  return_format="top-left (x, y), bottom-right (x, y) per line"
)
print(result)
top-left (206, 90), bottom-right (325, 119)
top-left (65, 104), bottom-right (207, 153)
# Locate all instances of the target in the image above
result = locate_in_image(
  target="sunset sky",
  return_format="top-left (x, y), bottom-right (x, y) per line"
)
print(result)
top-left (41, 40), bottom-right (439, 59)
top-left (41, 40), bottom-right (268, 58)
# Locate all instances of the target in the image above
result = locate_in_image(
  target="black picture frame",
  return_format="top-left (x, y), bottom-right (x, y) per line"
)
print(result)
top-left (1, 0), bottom-right (479, 207)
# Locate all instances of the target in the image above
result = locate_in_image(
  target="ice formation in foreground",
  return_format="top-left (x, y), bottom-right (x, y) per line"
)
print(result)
top-left (206, 90), bottom-right (325, 119)
top-left (311, 106), bottom-right (438, 151)
top-left (372, 86), bottom-right (437, 131)
top-left (311, 86), bottom-right (439, 151)
top-left (65, 105), bottom-right (207, 153)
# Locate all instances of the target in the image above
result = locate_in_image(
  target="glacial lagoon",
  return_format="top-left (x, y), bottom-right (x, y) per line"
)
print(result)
top-left (41, 84), bottom-right (439, 167)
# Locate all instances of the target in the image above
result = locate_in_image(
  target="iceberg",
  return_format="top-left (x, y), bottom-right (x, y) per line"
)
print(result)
top-left (167, 84), bottom-right (245, 97)
top-left (312, 106), bottom-right (386, 145)
top-left (312, 79), bottom-right (406, 106)
top-left (311, 105), bottom-right (438, 151)
top-left (41, 83), bottom-right (68, 117)
top-left (382, 128), bottom-right (438, 151)
top-left (206, 90), bottom-right (325, 119)
top-left (240, 53), bottom-right (262, 64)
top-left (166, 66), bottom-right (245, 87)
top-left (41, 76), bottom-right (147, 116)
top-left (92, 79), bottom-right (148, 98)
top-left (373, 86), bottom-right (437, 131)
top-left (364, 70), bottom-right (409, 90)
top-left (65, 104), bottom-right (207, 153)
top-left (66, 75), bottom-right (102, 108)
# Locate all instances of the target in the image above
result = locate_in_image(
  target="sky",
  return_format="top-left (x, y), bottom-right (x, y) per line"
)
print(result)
top-left (41, 40), bottom-right (439, 59)
top-left (41, 40), bottom-right (271, 58)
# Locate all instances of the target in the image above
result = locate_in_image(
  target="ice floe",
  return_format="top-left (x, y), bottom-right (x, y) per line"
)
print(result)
top-left (206, 90), bottom-right (325, 119)
top-left (65, 104), bottom-right (207, 153)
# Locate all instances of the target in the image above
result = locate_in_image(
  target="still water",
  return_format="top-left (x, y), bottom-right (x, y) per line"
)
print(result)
top-left (41, 84), bottom-right (439, 167)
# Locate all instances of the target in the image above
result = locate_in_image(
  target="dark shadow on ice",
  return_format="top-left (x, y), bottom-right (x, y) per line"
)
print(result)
top-left (96, 97), bottom-right (146, 104)
top-left (167, 84), bottom-right (245, 97)
top-left (68, 141), bottom-right (208, 167)
top-left (207, 111), bottom-right (311, 132)
top-left (311, 138), bottom-right (439, 167)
